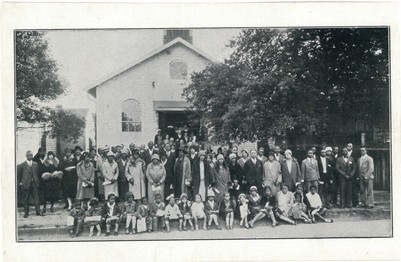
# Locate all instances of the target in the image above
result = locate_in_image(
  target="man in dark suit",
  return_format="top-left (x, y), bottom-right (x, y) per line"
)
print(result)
top-left (336, 148), bottom-right (357, 208)
top-left (347, 143), bottom-right (360, 207)
top-left (243, 149), bottom-right (264, 193)
top-left (161, 143), bottom-right (176, 199)
top-left (317, 149), bottom-right (333, 208)
top-left (273, 146), bottom-right (284, 163)
top-left (17, 151), bottom-right (44, 218)
top-left (281, 149), bottom-right (303, 192)
top-left (141, 141), bottom-right (157, 168)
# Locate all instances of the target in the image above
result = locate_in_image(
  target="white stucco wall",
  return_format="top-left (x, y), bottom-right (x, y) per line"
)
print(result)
top-left (95, 43), bottom-right (211, 147)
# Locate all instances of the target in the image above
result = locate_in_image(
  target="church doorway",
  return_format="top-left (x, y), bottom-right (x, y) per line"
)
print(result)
top-left (157, 111), bottom-right (202, 140)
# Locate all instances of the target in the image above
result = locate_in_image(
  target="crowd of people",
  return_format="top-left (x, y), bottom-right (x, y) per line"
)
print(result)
top-left (17, 131), bottom-right (375, 237)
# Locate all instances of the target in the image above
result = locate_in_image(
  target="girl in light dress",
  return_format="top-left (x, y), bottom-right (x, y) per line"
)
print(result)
top-left (191, 194), bottom-right (207, 230)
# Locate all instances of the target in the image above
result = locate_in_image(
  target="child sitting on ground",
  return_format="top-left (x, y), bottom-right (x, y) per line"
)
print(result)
top-left (122, 191), bottom-right (137, 234)
top-left (191, 194), bottom-right (207, 230)
top-left (306, 185), bottom-right (334, 223)
top-left (164, 194), bottom-right (183, 232)
top-left (178, 193), bottom-right (194, 231)
top-left (238, 193), bottom-right (250, 229)
top-left (137, 197), bottom-right (152, 233)
top-left (86, 197), bottom-right (102, 237)
top-left (220, 192), bottom-right (235, 230)
top-left (205, 190), bottom-right (222, 230)
top-left (292, 184), bottom-right (312, 224)
top-left (101, 192), bottom-right (121, 236)
top-left (67, 200), bottom-right (86, 237)
top-left (149, 193), bottom-right (166, 232)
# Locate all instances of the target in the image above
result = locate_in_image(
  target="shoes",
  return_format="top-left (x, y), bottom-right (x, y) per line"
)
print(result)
top-left (183, 227), bottom-right (187, 231)
top-left (195, 225), bottom-right (199, 231)
top-left (89, 232), bottom-right (93, 237)
top-left (36, 212), bottom-right (44, 216)
top-left (114, 231), bottom-right (118, 236)
top-left (42, 208), bottom-right (46, 214)
top-left (216, 226), bottom-right (222, 230)
top-left (23, 214), bottom-right (28, 218)
top-left (147, 229), bottom-right (152, 233)
top-left (97, 231), bottom-right (101, 236)
top-left (50, 207), bottom-right (55, 212)
top-left (105, 232), bottom-right (110, 237)
top-left (125, 228), bottom-right (130, 234)
top-left (75, 232), bottom-right (79, 237)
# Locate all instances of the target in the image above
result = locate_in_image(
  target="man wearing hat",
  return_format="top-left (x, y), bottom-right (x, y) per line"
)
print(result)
top-left (154, 129), bottom-right (163, 149)
top-left (117, 147), bottom-right (131, 201)
top-left (102, 151), bottom-right (119, 198)
top-left (174, 146), bottom-right (192, 197)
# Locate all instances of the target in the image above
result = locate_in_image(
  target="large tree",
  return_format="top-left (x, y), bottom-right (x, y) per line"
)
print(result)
top-left (183, 28), bottom-right (389, 145)
top-left (16, 31), bottom-right (86, 142)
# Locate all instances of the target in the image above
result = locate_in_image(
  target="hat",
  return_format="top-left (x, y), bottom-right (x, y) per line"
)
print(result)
top-left (107, 192), bottom-right (116, 199)
top-left (82, 151), bottom-right (90, 158)
top-left (284, 149), bottom-right (292, 155)
top-left (178, 146), bottom-right (187, 153)
top-left (166, 194), bottom-right (175, 201)
top-left (238, 193), bottom-right (247, 199)
top-left (151, 154), bottom-right (160, 161)
top-left (325, 147), bottom-right (333, 152)
top-left (250, 185), bottom-right (258, 192)
top-left (180, 193), bottom-right (188, 200)
top-left (198, 150), bottom-right (206, 157)
top-left (216, 154), bottom-right (225, 161)
top-left (107, 151), bottom-right (115, 158)
top-left (101, 146), bottom-right (110, 154)
top-left (207, 188), bottom-right (215, 197)
top-left (268, 151), bottom-right (275, 156)
top-left (131, 148), bottom-right (140, 155)
top-left (229, 153), bottom-right (236, 159)
top-left (121, 147), bottom-right (130, 156)
top-left (89, 197), bottom-right (99, 205)
top-left (125, 191), bottom-right (134, 200)
top-left (74, 145), bottom-right (83, 152)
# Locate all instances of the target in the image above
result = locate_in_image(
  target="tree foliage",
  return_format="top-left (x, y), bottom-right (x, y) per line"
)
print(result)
top-left (183, 28), bottom-right (389, 143)
top-left (47, 109), bottom-right (86, 143)
top-left (16, 31), bottom-right (66, 124)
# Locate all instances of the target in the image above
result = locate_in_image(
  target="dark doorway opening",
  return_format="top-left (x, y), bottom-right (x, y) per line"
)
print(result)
top-left (158, 111), bottom-right (200, 137)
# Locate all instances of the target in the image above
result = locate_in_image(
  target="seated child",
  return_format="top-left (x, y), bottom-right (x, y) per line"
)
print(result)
top-left (137, 197), bottom-right (152, 233)
top-left (67, 200), bottom-right (86, 237)
top-left (306, 185), bottom-right (334, 223)
top-left (219, 192), bottom-right (235, 230)
top-left (86, 197), bottom-right (102, 237)
top-left (205, 190), bottom-right (221, 230)
top-left (276, 184), bottom-right (297, 225)
top-left (150, 193), bottom-right (166, 232)
top-left (122, 191), bottom-right (137, 234)
top-left (191, 194), bottom-right (207, 230)
top-left (101, 192), bottom-right (121, 236)
top-left (248, 186), bottom-right (263, 228)
top-left (292, 184), bottom-right (312, 223)
top-left (164, 194), bottom-right (183, 232)
top-left (238, 193), bottom-right (250, 229)
top-left (253, 186), bottom-right (279, 228)
top-left (178, 193), bottom-right (194, 231)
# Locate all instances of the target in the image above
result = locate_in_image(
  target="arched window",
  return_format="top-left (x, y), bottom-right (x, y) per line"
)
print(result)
top-left (122, 99), bottom-right (141, 132)
top-left (169, 60), bottom-right (188, 80)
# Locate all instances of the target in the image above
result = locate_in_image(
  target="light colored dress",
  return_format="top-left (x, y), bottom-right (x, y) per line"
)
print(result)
top-left (76, 161), bottom-right (95, 200)
top-left (101, 161), bottom-right (119, 197)
top-left (191, 202), bottom-right (205, 218)
top-left (213, 165), bottom-right (231, 203)
top-left (165, 204), bottom-right (181, 219)
top-left (125, 159), bottom-right (146, 200)
top-left (276, 190), bottom-right (294, 216)
top-left (263, 160), bottom-right (282, 196)
top-left (146, 163), bottom-right (166, 204)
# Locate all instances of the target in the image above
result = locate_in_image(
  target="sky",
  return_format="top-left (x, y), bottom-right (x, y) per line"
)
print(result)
top-left (43, 28), bottom-right (242, 110)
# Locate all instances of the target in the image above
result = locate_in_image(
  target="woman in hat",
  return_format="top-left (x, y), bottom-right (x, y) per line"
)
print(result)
top-left (41, 151), bottom-right (62, 213)
top-left (174, 146), bottom-right (192, 197)
top-left (101, 152), bottom-right (119, 198)
top-left (117, 147), bottom-right (130, 201)
top-left (263, 151), bottom-right (282, 197)
top-left (125, 149), bottom-right (146, 199)
top-left (61, 148), bottom-right (78, 211)
top-left (213, 154), bottom-right (231, 203)
top-left (76, 152), bottom-right (95, 207)
top-left (192, 150), bottom-right (214, 201)
top-left (146, 154), bottom-right (166, 204)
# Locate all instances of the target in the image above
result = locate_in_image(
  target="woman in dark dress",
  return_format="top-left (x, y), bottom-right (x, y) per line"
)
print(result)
top-left (61, 147), bottom-right (81, 210)
top-left (41, 151), bottom-right (63, 213)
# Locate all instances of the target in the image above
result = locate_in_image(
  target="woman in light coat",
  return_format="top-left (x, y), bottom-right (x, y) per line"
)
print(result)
top-left (146, 154), bottom-right (166, 204)
top-left (125, 149), bottom-right (146, 200)
top-left (263, 151), bottom-right (282, 197)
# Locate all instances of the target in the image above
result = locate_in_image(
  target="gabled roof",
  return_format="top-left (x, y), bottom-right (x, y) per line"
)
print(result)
top-left (85, 37), bottom-right (216, 99)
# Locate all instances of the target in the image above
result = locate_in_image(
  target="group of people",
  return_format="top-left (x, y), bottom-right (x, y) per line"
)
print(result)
top-left (17, 135), bottom-right (375, 237)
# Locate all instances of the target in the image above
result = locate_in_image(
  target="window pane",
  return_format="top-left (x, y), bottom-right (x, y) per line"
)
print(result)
top-left (135, 122), bottom-right (142, 132)
top-left (170, 61), bottom-right (188, 79)
top-left (122, 99), bottom-right (141, 122)
top-left (122, 122), bottom-right (129, 132)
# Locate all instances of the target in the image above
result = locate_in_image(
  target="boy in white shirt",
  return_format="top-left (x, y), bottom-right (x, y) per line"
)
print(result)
top-left (306, 185), bottom-right (333, 223)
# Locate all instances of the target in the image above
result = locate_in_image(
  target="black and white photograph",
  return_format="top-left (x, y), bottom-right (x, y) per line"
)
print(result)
top-left (2, 2), bottom-right (400, 262)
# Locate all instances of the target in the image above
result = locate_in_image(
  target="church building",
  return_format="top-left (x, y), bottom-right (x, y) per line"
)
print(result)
top-left (86, 30), bottom-right (215, 147)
